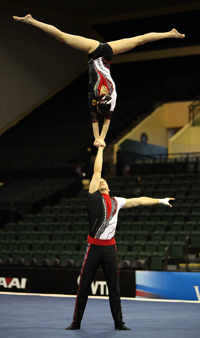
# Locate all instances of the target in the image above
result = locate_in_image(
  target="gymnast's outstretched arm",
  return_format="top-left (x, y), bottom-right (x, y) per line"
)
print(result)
top-left (123, 197), bottom-right (175, 209)
top-left (13, 14), bottom-right (99, 54)
top-left (108, 28), bottom-right (185, 55)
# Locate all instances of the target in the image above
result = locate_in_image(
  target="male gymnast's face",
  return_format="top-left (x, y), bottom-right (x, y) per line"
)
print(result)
top-left (99, 178), bottom-right (110, 194)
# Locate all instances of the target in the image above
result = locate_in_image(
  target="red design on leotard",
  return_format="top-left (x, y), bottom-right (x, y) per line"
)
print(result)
top-left (96, 70), bottom-right (110, 97)
top-left (101, 193), bottom-right (112, 220)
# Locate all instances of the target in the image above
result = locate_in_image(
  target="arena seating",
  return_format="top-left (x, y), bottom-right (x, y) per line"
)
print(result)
top-left (1, 166), bottom-right (200, 270)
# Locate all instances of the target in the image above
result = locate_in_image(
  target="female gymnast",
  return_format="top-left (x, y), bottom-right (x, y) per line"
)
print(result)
top-left (13, 14), bottom-right (185, 147)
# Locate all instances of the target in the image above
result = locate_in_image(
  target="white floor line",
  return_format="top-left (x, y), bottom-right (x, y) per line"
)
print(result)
top-left (0, 291), bottom-right (199, 303)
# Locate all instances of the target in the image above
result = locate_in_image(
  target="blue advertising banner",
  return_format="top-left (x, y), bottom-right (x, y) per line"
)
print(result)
top-left (136, 271), bottom-right (200, 301)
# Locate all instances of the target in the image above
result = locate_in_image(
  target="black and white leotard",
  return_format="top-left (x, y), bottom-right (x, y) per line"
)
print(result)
top-left (87, 43), bottom-right (117, 123)
top-left (87, 190), bottom-right (126, 239)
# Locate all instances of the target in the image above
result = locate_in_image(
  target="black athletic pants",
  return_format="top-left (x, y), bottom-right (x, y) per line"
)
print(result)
top-left (72, 243), bottom-right (124, 327)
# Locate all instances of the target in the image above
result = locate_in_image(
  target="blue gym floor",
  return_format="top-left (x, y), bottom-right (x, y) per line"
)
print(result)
top-left (0, 293), bottom-right (199, 338)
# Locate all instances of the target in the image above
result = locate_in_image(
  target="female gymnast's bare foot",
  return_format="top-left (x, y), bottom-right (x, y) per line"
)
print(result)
top-left (170, 28), bottom-right (185, 39)
top-left (13, 14), bottom-right (33, 24)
